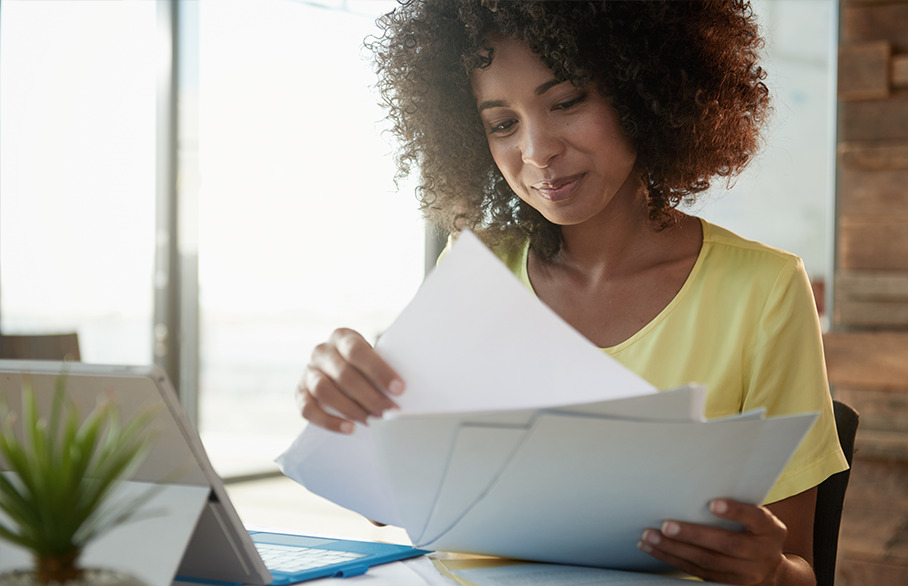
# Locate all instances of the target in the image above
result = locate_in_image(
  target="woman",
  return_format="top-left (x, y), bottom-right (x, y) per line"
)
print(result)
top-left (297, 2), bottom-right (848, 584)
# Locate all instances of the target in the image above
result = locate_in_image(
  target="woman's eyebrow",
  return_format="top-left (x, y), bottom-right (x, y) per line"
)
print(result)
top-left (535, 78), bottom-right (562, 96)
top-left (477, 79), bottom-right (565, 112)
top-left (478, 99), bottom-right (507, 112)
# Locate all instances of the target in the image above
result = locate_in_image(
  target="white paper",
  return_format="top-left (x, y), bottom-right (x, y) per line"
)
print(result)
top-left (375, 230), bottom-right (656, 415)
top-left (413, 411), bottom-right (815, 570)
top-left (277, 424), bottom-right (403, 527)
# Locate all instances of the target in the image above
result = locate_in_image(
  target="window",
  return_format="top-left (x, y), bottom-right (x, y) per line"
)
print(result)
top-left (0, 0), bottom-right (157, 364)
top-left (0, 0), bottom-right (425, 479)
top-left (195, 0), bottom-right (425, 476)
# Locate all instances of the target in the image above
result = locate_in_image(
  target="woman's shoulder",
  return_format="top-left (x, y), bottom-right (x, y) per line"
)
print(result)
top-left (700, 219), bottom-right (803, 272)
top-left (437, 229), bottom-right (532, 289)
top-left (439, 229), bottom-right (530, 272)
top-left (693, 219), bottom-right (811, 303)
top-left (485, 230), bottom-right (530, 271)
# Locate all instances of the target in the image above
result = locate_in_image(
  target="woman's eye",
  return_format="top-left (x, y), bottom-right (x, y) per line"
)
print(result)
top-left (554, 94), bottom-right (587, 110)
top-left (488, 119), bottom-right (516, 134)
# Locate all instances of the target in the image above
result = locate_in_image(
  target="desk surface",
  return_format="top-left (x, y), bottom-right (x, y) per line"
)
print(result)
top-left (288, 555), bottom-right (716, 585)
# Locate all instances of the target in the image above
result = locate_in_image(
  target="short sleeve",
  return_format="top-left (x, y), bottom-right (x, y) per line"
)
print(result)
top-left (744, 257), bottom-right (848, 504)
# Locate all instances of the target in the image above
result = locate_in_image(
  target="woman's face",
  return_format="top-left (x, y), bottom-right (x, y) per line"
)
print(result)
top-left (471, 37), bottom-right (639, 228)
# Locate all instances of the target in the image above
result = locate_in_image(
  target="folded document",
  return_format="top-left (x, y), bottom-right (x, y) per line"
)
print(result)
top-left (277, 230), bottom-right (817, 572)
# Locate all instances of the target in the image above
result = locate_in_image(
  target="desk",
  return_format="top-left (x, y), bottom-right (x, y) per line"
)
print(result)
top-left (278, 555), bottom-right (718, 585)
top-left (174, 558), bottom-right (441, 586)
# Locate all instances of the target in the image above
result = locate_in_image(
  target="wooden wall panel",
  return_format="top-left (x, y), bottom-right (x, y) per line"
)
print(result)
top-left (838, 42), bottom-right (890, 100)
top-left (843, 1), bottom-right (908, 52)
top-left (841, 456), bottom-right (908, 504)
top-left (839, 141), bottom-right (908, 170)
top-left (835, 272), bottom-right (908, 328)
top-left (824, 332), bottom-right (908, 388)
top-left (841, 96), bottom-right (908, 141)
top-left (896, 54), bottom-right (908, 88)
top-left (836, 272), bottom-right (908, 301)
top-left (825, 332), bottom-right (908, 583)
top-left (838, 214), bottom-right (908, 271)
top-left (834, 3), bottom-right (908, 584)
top-left (835, 141), bottom-right (908, 326)
top-left (838, 559), bottom-right (908, 586)
top-left (839, 507), bottom-right (908, 563)
top-left (838, 166), bottom-right (908, 212)
top-left (855, 430), bottom-right (908, 460)
top-left (835, 300), bottom-right (908, 327)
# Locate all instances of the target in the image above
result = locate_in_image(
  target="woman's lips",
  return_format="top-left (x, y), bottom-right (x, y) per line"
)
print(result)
top-left (532, 174), bottom-right (585, 202)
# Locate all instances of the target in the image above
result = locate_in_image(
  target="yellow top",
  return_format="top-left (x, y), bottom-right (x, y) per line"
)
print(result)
top-left (486, 218), bottom-right (848, 504)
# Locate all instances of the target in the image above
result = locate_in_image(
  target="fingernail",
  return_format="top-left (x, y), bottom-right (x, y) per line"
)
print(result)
top-left (388, 379), bottom-right (405, 396)
top-left (710, 499), bottom-right (728, 514)
top-left (339, 421), bottom-right (355, 434)
top-left (637, 540), bottom-right (653, 553)
top-left (642, 529), bottom-right (660, 545)
top-left (661, 521), bottom-right (680, 537)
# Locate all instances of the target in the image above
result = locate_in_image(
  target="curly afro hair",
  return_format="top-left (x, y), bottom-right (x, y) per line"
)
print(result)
top-left (368, 0), bottom-right (770, 258)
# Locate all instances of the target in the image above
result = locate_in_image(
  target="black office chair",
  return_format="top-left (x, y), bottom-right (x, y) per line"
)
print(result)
top-left (813, 399), bottom-right (859, 586)
top-left (0, 333), bottom-right (81, 361)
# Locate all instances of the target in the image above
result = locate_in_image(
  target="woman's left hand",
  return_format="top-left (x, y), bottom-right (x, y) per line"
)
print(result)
top-left (638, 498), bottom-right (797, 585)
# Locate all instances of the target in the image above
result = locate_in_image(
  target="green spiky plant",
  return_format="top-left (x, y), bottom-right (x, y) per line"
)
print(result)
top-left (0, 374), bottom-right (157, 584)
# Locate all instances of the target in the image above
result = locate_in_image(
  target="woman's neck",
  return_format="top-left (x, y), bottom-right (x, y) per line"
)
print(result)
top-left (554, 184), bottom-right (662, 283)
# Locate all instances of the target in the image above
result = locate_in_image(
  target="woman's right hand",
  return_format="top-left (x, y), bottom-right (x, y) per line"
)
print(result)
top-left (296, 328), bottom-right (405, 434)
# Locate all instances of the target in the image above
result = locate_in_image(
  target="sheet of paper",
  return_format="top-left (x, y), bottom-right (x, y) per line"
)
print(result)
top-left (276, 424), bottom-right (403, 527)
top-left (375, 229), bottom-right (656, 415)
top-left (731, 412), bottom-right (820, 501)
top-left (549, 383), bottom-right (706, 421)
top-left (368, 416), bottom-right (465, 533)
top-left (353, 388), bottom-right (707, 546)
top-left (417, 411), bottom-right (816, 570)
top-left (415, 425), bottom-right (528, 545)
top-left (278, 229), bottom-right (656, 524)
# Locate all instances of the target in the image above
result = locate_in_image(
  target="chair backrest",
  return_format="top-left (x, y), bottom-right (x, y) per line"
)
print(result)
top-left (813, 399), bottom-right (859, 586)
top-left (0, 333), bottom-right (81, 361)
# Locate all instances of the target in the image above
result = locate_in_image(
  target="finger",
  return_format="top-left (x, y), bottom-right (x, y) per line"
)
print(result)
top-left (300, 389), bottom-right (356, 434)
top-left (639, 513), bottom-right (783, 585)
top-left (330, 328), bottom-right (405, 397)
top-left (317, 344), bottom-right (398, 416)
top-left (650, 517), bottom-right (768, 562)
top-left (303, 364), bottom-right (373, 424)
top-left (637, 532), bottom-right (741, 584)
top-left (308, 334), bottom-right (398, 417)
top-left (651, 501), bottom-right (785, 560)
top-left (710, 499), bottom-right (786, 538)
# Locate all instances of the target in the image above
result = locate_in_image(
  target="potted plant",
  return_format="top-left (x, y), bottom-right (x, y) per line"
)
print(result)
top-left (0, 373), bottom-right (157, 585)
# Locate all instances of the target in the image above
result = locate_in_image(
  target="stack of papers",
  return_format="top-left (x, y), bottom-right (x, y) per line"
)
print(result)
top-left (278, 230), bottom-right (816, 572)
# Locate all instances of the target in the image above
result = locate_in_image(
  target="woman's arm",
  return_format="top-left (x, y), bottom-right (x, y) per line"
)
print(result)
top-left (638, 488), bottom-right (817, 585)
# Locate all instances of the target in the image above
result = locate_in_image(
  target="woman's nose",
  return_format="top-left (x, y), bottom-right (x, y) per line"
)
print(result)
top-left (520, 121), bottom-right (562, 168)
